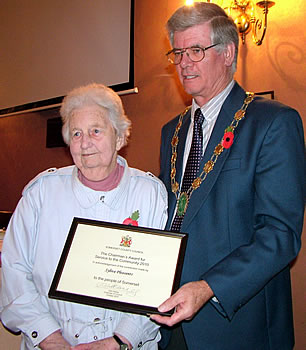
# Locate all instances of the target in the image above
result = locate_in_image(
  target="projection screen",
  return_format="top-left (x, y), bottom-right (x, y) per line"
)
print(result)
top-left (0, 0), bottom-right (134, 117)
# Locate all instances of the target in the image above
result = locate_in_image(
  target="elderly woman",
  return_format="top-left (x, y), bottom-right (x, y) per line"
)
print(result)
top-left (0, 84), bottom-right (167, 350)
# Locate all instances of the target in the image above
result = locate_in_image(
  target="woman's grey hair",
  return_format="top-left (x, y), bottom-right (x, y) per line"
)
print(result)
top-left (60, 83), bottom-right (131, 146)
top-left (166, 2), bottom-right (239, 74)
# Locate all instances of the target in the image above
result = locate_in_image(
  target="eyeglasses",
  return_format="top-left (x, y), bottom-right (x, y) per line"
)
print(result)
top-left (166, 43), bottom-right (220, 65)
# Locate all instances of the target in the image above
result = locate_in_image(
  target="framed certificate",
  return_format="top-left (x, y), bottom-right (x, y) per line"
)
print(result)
top-left (49, 217), bottom-right (187, 316)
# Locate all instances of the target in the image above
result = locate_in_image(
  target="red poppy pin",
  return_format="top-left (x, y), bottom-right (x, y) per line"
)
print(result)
top-left (222, 127), bottom-right (234, 149)
top-left (122, 210), bottom-right (140, 226)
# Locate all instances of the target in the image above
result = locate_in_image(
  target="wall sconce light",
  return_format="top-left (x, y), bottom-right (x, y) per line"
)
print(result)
top-left (185, 0), bottom-right (275, 46)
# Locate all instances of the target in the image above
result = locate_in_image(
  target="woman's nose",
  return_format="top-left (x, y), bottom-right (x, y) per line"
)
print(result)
top-left (80, 133), bottom-right (92, 148)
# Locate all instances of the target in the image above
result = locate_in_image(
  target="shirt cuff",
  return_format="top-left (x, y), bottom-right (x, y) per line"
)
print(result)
top-left (114, 316), bottom-right (159, 349)
top-left (23, 315), bottom-right (61, 347)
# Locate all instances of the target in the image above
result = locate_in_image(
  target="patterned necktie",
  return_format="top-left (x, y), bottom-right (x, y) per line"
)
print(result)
top-left (171, 108), bottom-right (205, 232)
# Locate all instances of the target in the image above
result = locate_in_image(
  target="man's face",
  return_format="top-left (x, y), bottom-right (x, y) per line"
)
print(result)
top-left (173, 22), bottom-right (233, 107)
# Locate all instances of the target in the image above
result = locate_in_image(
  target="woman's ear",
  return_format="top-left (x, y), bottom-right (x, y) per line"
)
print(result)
top-left (116, 135), bottom-right (125, 151)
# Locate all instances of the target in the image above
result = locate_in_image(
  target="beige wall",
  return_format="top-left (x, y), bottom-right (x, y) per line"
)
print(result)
top-left (0, 0), bottom-right (305, 348)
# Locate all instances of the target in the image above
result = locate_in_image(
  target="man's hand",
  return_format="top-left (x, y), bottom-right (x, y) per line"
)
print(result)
top-left (39, 330), bottom-right (71, 350)
top-left (150, 280), bottom-right (214, 327)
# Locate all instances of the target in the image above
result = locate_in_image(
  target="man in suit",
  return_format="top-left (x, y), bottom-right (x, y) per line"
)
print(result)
top-left (150, 3), bottom-right (305, 350)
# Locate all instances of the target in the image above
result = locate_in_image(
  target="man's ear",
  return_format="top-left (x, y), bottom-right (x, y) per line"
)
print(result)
top-left (224, 42), bottom-right (236, 67)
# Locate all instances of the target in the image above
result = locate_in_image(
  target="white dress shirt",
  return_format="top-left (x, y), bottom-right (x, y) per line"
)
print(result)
top-left (181, 80), bottom-right (235, 177)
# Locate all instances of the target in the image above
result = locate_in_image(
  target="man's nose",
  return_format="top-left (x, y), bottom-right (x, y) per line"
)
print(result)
top-left (179, 51), bottom-right (193, 67)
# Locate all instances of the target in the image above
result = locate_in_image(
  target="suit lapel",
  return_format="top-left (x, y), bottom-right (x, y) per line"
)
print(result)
top-left (181, 83), bottom-right (246, 231)
top-left (167, 109), bottom-right (192, 227)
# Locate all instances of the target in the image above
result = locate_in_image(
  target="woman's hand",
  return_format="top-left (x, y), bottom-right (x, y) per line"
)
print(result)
top-left (39, 330), bottom-right (71, 350)
top-left (71, 335), bottom-right (132, 350)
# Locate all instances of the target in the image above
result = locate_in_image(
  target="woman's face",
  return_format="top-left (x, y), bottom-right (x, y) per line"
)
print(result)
top-left (69, 105), bottom-right (124, 181)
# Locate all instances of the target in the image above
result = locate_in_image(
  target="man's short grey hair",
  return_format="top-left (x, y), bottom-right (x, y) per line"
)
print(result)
top-left (166, 2), bottom-right (239, 74)
top-left (60, 83), bottom-right (131, 146)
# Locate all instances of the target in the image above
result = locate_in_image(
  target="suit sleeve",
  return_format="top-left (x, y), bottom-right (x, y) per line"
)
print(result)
top-left (201, 107), bottom-right (305, 320)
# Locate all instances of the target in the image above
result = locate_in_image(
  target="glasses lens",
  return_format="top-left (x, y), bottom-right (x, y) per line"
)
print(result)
top-left (167, 47), bottom-right (205, 65)
top-left (167, 51), bottom-right (182, 65)
top-left (187, 47), bottom-right (205, 62)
